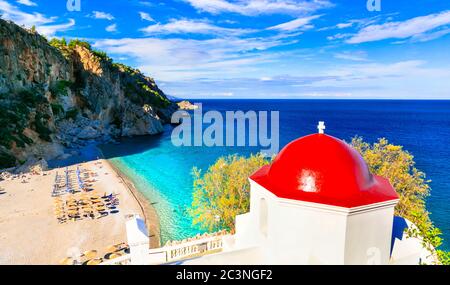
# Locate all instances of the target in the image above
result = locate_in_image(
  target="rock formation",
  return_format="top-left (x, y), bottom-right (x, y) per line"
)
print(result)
top-left (0, 19), bottom-right (178, 169)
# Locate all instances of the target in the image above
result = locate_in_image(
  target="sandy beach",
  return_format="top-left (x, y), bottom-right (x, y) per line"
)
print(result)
top-left (0, 159), bottom-right (157, 265)
top-left (105, 161), bottom-right (161, 248)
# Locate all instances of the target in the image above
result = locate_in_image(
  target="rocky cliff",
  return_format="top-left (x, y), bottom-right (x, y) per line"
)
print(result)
top-left (0, 19), bottom-right (178, 169)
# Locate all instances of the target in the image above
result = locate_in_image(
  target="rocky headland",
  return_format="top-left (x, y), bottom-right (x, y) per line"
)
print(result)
top-left (0, 19), bottom-right (180, 170)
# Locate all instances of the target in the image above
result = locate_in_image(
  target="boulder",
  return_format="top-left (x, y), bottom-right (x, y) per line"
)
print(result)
top-left (77, 126), bottom-right (101, 140)
top-left (14, 158), bottom-right (48, 174)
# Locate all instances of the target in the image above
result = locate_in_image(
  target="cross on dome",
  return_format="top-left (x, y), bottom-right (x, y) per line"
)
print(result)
top-left (317, 121), bottom-right (326, 134)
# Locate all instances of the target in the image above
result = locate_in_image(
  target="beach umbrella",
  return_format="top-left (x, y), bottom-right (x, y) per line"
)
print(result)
top-left (106, 245), bottom-right (119, 252)
top-left (59, 257), bottom-right (74, 265)
top-left (83, 250), bottom-right (98, 260)
top-left (111, 242), bottom-right (127, 251)
top-left (67, 210), bottom-right (79, 216)
top-left (107, 252), bottom-right (124, 260)
top-left (86, 258), bottom-right (103, 265)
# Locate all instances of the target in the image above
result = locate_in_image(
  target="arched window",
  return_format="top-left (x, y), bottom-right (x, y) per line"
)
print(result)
top-left (259, 198), bottom-right (268, 237)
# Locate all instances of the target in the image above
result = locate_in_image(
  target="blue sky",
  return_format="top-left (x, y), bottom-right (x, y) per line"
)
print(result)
top-left (1, 0), bottom-right (450, 99)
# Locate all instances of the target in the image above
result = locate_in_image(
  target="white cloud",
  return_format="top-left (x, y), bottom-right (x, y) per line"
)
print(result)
top-left (0, 0), bottom-right (74, 36)
top-left (140, 19), bottom-right (252, 35)
top-left (139, 11), bottom-right (154, 22)
top-left (92, 35), bottom-right (293, 80)
top-left (183, 0), bottom-right (332, 16)
top-left (37, 19), bottom-right (76, 37)
top-left (336, 22), bottom-right (352, 29)
top-left (268, 14), bottom-right (321, 31)
top-left (405, 28), bottom-right (450, 43)
top-left (347, 10), bottom-right (450, 44)
top-left (106, 23), bottom-right (118, 33)
top-left (0, 0), bottom-right (53, 26)
top-left (327, 33), bottom-right (349, 41)
top-left (150, 59), bottom-right (450, 99)
top-left (89, 11), bottom-right (115, 21)
top-left (326, 60), bottom-right (429, 78)
top-left (16, 0), bottom-right (36, 6)
top-left (334, 51), bottom-right (368, 62)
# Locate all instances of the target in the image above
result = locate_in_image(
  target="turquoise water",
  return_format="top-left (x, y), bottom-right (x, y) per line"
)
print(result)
top-left (100, 100), bottom-right (450, 249)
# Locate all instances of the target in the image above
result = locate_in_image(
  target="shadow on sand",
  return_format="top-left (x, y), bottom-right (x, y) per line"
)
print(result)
top-left (47, 128), bottom-right (167, 170)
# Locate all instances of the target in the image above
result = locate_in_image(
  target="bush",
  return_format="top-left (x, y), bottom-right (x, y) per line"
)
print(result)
top-left (189, 154), bottom-right (271, 232)
top-left (50, 80), bottom-right (72, 97)
top-left (68, 39), bottom-right (91, 50)
top-left (65, 108), bottom-right (78, 120)
top-left (51, 103), bottom-right (64, 116)
top-left (0, 150), bottom-right (16, 169)
top-left (350, 137), bottom-right (438, 248)
top-left (437, 250), bottom-right (450, 265)
top-left (92, 49), bottom-right (111, 61)
top-left (33, 113), bottom-right (52, 142)
top-left (0, 128), bottom-right (15, 149)
top-left (49, 38), bottom-right (67, 49)
top-left (18, 89), bottom-right (48, 108)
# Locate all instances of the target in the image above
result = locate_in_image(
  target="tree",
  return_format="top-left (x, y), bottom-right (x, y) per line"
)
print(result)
top-left (351, 137), bottom-right (448, 264)
top-left (189, 154), bottom-right (270, 233)
top-left (30, 25), bottom-right (36, 33)
top-left (68, 39), bottom-right (91, 50)
top-left (190, 137), bottom-right (450, 264)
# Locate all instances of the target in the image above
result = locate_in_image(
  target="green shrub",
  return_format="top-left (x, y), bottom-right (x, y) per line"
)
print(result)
top-left (51, 103), bottom-right (64, 116)
top-left (68, 39), bottom-right (91, 50)
top-left (18, 89), bottom-right (47, 107)
top-left (0, 150), bottom-right (16, 169)
top-left (0, 128), bottom-right (15, 149)
top-left (65, 108), bottom-right (78, 120)
top-left (50, 80), bottom-right (72, 97)
top-left (33, 113), bottom-right (52, 142)
top-left (92, 49), bottom-right (111, 61)
top-left (49, 38), bottom-right (67, 49)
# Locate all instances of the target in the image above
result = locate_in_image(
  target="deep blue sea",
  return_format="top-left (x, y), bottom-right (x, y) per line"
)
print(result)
top-left (99, 100), bottom-right (450, 250)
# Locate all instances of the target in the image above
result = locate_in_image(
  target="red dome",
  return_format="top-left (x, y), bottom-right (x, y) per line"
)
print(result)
top-left (250, 134), bottom-right (398, 208)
